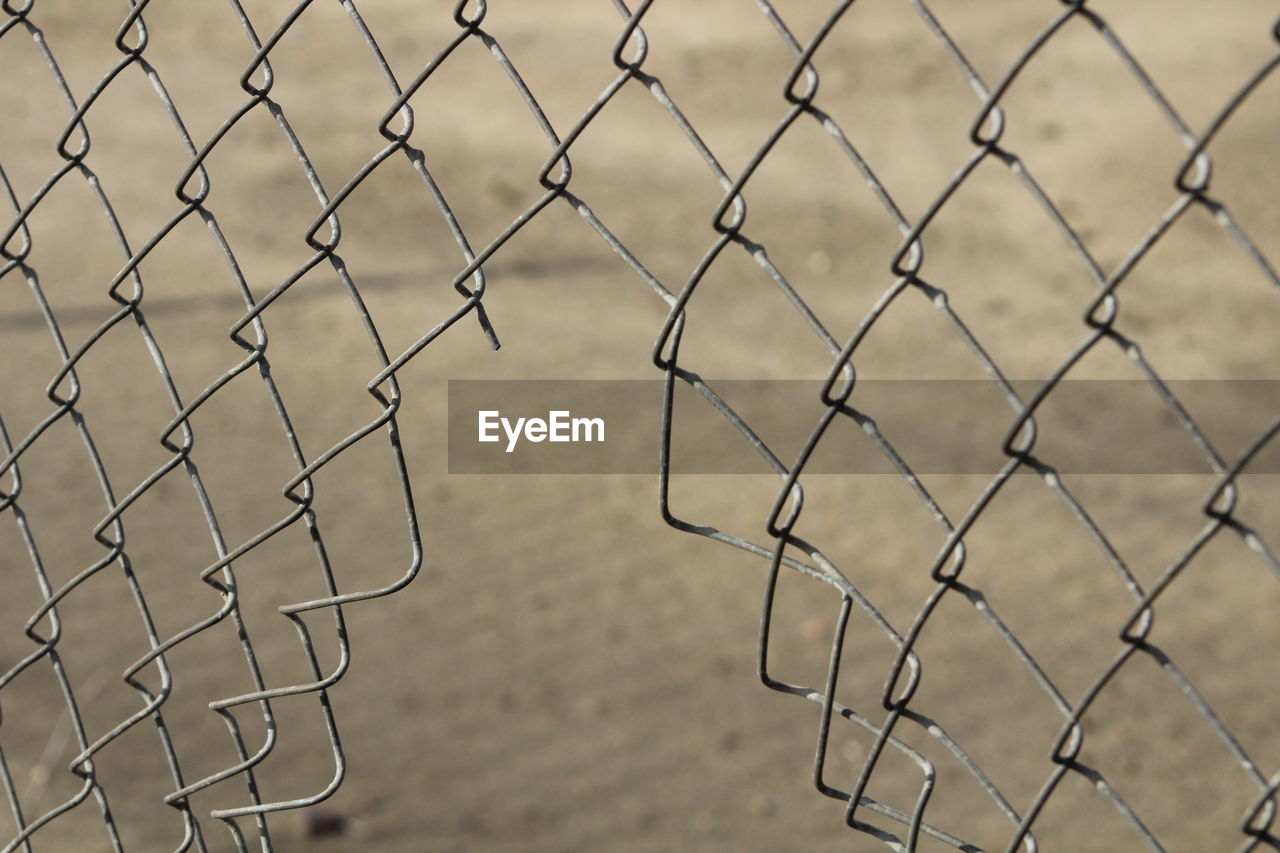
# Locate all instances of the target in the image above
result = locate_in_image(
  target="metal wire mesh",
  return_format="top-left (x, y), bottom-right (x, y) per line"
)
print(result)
top-left (1, 0), bottom-right (1277, 850)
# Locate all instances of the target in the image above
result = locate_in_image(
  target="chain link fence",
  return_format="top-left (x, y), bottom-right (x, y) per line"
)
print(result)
top-left (1, 0), bottom-right (1278, 850)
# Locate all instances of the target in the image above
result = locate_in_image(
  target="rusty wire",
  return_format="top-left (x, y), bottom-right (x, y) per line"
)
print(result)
top-left (1, 0), bottom-right (1278, 850)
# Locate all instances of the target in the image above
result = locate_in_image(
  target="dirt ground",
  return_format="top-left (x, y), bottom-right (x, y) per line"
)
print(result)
top-left (1, 1), bottom-right (1278, 851)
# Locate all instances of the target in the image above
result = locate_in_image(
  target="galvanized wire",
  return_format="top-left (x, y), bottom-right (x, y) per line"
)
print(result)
top-left (0, 0), bottom-right (1277, 851)
top-left (643, 3), bottom-right (1280, 850)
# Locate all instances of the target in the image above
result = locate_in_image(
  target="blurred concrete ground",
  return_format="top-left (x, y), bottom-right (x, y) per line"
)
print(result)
top-left (1, 1), bottom-right (1278, 850)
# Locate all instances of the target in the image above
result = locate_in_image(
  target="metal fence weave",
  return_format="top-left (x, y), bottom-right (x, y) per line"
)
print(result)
top-left (1, 0), bottom-right (1278, 851)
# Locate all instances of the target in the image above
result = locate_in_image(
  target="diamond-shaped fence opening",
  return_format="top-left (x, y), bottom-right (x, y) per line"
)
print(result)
top-left (1, 1), bottom-right (1277, 851)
